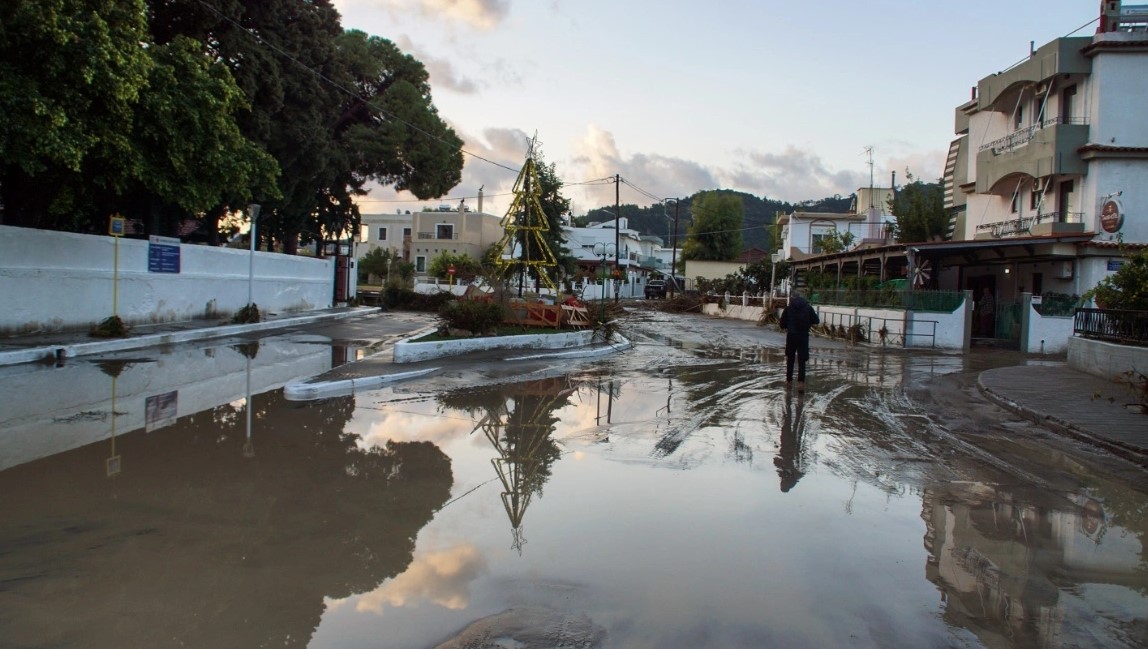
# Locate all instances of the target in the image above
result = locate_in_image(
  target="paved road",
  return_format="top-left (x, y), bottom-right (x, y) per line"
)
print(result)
top-left (2, 305), bottom-right (1145, 467)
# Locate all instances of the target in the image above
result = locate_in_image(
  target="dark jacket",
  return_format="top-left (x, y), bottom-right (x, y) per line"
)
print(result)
top-left (779, 295), bottom-right (819, 338)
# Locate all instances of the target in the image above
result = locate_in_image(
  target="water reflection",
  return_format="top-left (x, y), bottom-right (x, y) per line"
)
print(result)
top-left (0, 389), bottom-right (453, 649)
top-left (774, 391), bottom-right (807, 493)
top-left (923, 481), bottom-right (1148, 648)
top-left (439, 376), bottom-right (579, 552)
top-left (0, 337), bottom-right (332, 471)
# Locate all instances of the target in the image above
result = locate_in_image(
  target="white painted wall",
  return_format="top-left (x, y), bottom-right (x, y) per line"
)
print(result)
top-left (908, 293), bottom-right (970, 350)
top-left (0, 225), bottom-right (333, 334)
top-left (1025, 307), bottom-right (1074, 354)
top-left (702, 295), bottom-right (971, 350)
top-left (1068, 336), bottom-right (1148, 381)
top-left (1090, 46), bottom-right (1148, 150)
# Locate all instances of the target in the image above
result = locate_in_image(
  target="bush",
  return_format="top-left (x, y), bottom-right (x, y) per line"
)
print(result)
top-left (89, 315), bottom-right (129, 338)
top-left (382, 287), bottom-right (455, 311)
top-left (438, 300), bottom-right (505, 336)
top-left (231, 303), bottom-right (261, 324)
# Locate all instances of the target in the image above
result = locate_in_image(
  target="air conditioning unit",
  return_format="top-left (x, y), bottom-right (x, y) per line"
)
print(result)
top-left (1055, 260), bottom-right (1074, 279)
top-left (1032, 178), bottom-right (1046, 193)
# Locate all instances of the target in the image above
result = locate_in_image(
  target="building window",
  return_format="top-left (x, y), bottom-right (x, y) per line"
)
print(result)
top-left (436, 223), bottom-right (454, 240)
top-left (811, 232), bottom-right (828, 254)
top-left (415, 256), bottom-right (426, 272)
top-left (1030, 191), bottom-right (1041, 211)
top-left (403, 227), bottom-right (412, 239)
top-left (1010, 193), bottom-right (1020, 214)
top-left (1014, 105), bottom-right (1023, 129)
top-left (377, 226), bottom-right (387, 241)
top-left (1062, 85), bottom-right (1077, 121)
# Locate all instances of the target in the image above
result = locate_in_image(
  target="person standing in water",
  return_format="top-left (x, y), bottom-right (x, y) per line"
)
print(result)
top-left (779, 290), bottom-right (820, 391)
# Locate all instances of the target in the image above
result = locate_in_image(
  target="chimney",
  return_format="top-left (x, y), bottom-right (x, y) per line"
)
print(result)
top-left (1100, 0), bottom-right (1121, 32)
top-left (477, 186), bottom-right (484, 213)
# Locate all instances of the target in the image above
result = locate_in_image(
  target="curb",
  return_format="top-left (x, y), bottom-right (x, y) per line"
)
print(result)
top-left (284, 367), bottom-right (441, 400)
top-left (0, 308), bottom-right (378, 367)
top-left (977, 378), bottom-right (1148, 468)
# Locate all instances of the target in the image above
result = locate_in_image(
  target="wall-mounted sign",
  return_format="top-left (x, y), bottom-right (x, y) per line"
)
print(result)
top-left (108, 215), bottom-right (126, 237)
top-left (1100, 199), bottom-right (1124, 234)
top-left (1108, 259), bottom-right (1125, 272)
top-left (148, 235), bottom-right (181, 273)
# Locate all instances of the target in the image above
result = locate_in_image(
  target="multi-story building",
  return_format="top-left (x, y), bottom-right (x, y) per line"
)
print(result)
top-left (934, 0), bottom-right (1148, 300)
top-left (360, 204), bottom-right (503, 274)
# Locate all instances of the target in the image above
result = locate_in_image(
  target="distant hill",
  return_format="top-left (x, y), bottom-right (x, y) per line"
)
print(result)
top-left (579, 190), bottom-right (854, 251)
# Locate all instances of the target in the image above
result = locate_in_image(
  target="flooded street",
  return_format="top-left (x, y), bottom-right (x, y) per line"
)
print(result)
top-left (1, 308), bottom-right (1146, 648)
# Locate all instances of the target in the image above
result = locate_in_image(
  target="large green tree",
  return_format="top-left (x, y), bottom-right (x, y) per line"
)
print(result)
top-left (888, 176), bottom-right (948, 243)
top-left (0, 0), bottom-right (152, 229)
top-left (681, 191), bottom-right (744, 261)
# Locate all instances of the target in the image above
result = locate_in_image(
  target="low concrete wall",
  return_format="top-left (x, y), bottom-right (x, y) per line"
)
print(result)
top-left (1068, 336), bottom-right (1148, 382)
top-left (1025, 310), bottom-right (1074, 354)
top-left (704, 297), bottom-right (971, 350)
top-left (0, 225), bottom-right (333, 334)
top-left (393, 329), bottom-right (598, 363)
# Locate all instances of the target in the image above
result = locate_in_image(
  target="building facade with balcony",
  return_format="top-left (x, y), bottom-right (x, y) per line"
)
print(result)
top-left (939, 2), bottom-right (1148, 303)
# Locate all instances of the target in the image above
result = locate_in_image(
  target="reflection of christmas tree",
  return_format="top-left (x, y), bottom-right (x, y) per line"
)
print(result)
top-left (449, 377), bottom-right (575, 552)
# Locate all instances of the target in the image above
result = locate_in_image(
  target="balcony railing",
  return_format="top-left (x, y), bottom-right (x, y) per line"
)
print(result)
top-left (975, 211), bottom-right (1085, 238)
top-left (416, 231), bottom-right (458, 240)
top-left (979, 116), bottom-right (1089, 154)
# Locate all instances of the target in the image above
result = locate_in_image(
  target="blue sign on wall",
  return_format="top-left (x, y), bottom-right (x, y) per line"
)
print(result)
top-left (148, 235), bottom-right (181, 273)
top-left (1108, 259), bottom-right (1125, 272)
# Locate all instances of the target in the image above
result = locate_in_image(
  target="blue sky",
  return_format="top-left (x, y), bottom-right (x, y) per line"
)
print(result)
top-left (333, 0), bottom-right (1101, 216)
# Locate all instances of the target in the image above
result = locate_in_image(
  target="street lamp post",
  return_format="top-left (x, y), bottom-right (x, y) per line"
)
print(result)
top-left (247, 203), bottom-right (262, 309)
top-left (593, 242), bottom-right (615, 323)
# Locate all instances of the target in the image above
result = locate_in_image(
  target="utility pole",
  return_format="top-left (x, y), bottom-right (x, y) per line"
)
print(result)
top-left (614, 174), bottom-right (621, 303)
top-left (670, 199), bottom-right (680, 297)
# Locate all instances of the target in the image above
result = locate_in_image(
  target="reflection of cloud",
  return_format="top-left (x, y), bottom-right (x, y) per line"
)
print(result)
top-left (358, 409), bottom-right (471, 448)
top-left (354, 545), bottom-right (488, 612)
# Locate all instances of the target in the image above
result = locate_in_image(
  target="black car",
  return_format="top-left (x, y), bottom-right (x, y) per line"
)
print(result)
top-left (644, 279), bottom-right (667, 299)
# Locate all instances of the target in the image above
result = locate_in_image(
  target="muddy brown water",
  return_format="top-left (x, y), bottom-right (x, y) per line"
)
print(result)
top-left (1, 308), bottom-right (1145, 648)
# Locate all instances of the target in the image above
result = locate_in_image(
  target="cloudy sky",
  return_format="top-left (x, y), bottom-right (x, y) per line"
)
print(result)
top-left (333, 0), bottom-right (1100, 216)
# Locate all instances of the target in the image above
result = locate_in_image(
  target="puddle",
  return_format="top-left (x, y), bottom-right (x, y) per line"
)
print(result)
top-left (0, 311), bottom-right (1145, 649)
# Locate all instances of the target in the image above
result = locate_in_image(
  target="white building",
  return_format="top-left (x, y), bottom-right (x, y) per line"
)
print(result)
top-left (930, 1), bottom-right (1148, 303)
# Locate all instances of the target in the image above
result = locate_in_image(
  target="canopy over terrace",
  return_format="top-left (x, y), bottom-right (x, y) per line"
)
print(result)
top-left (786, 232), bottom-right (1095, 291)
top-left (910, 233), bottom-right (1095, 289)
top-left (786, 242), bottom-right (911, 286)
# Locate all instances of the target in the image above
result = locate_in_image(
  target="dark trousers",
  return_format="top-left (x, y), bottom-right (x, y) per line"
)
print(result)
top-left (785, 335), bottom-right (810, 382)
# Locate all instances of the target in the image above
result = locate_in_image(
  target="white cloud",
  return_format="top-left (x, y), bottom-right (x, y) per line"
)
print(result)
top-left (364, 0), bottom-right (511, 30)
top-left (394, 35), bottom-right (479, 94)
top-left (569, 126), bottom-right (718, 210)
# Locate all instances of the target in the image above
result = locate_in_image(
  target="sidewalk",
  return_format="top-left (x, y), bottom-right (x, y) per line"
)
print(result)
top-left (0, 307), bottom-right (380, 367)
top-left (979, 363), bottom-right (1148, 467)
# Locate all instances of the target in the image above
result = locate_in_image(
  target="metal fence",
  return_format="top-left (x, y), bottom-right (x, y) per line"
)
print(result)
top-left (1074, 308), bottom-right (1148, 346)
top-left (807, 289), bottom-right (965, 313)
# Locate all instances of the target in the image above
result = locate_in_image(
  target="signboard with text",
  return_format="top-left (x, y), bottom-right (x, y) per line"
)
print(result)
top-left (148, 235), bottom-right (181, 273)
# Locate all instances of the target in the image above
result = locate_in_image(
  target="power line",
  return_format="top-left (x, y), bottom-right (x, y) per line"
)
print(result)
top-left (619, 177), bottom-right (665, 203)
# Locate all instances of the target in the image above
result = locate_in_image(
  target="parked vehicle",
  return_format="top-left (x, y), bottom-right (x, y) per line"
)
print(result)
top-left (645, 279), bottom-right (667, 299)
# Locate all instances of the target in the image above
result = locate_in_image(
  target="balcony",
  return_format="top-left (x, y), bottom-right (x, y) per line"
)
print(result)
top-left (976, 37), bottom-right (1090, 111)
top-left (974, 211), bottom-right (1085, 239)
top-left (975, 118), bottom-right (1089, 193)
